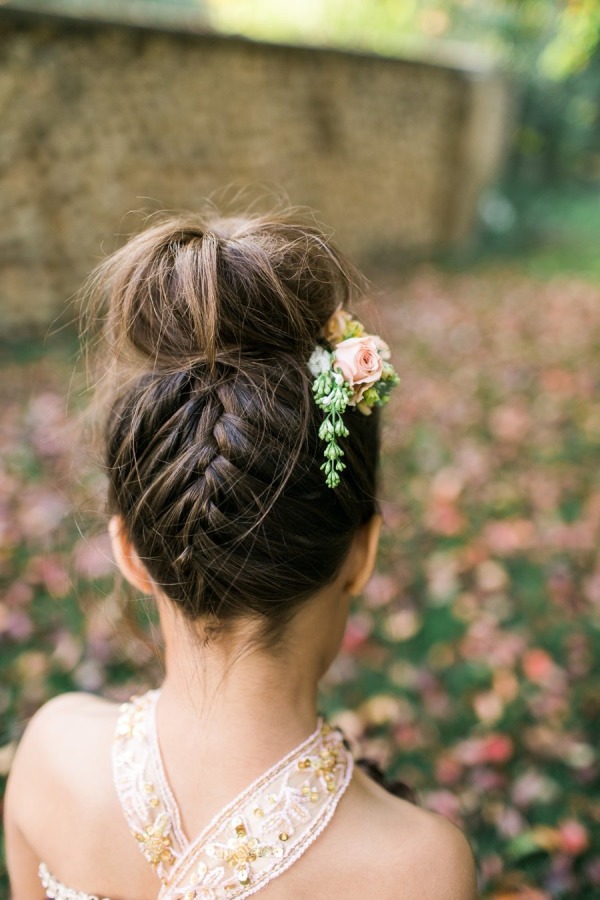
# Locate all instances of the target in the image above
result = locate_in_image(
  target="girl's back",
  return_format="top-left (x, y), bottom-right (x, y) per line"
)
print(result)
top-left (9, 693), bottom-right (475, 899)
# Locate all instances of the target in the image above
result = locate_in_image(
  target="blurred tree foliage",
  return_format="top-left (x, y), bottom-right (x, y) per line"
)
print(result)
top-left (445, 0), bottom-right (600, 188)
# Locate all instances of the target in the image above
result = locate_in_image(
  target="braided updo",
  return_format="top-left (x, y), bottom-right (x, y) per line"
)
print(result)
top-left (89, 212), bottom-right (380, 643)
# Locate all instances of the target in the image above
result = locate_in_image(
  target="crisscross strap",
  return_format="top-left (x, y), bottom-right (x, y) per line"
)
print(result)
top-left (113, 691), bottom-right (186, 886)
top-left (112, 691), bottom-right (353, 899)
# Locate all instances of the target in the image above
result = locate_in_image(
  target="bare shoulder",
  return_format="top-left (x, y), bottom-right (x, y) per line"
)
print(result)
top-left (347, 768), bottom-right (478, 899)
top-left (21, 690), bottom-right (115, 728)
top-left (394, 805), bottom-right (478, 898)
top-left (6, 692), bottom-right (119, 830)
top-left (36, 689), bottom-right (116, 722)
top-left (12, 691), bottom-right (117, 763)
top-left (5, 693), bottom-right (129, 896)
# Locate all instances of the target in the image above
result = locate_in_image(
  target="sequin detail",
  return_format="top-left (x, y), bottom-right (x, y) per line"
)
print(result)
top-left (38, 861), bottom-right (110, 900)
top-left (112, 691), bottom-right (186, 885)
top-left (112, 691), bottom-right (353, 899)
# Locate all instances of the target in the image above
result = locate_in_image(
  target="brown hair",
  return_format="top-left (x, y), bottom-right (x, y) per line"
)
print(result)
top-left (88, 211), bottom-right (380, 643)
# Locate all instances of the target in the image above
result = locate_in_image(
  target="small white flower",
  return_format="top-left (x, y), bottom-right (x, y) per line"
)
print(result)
top-left (308, 346), bottom-right (333, 377)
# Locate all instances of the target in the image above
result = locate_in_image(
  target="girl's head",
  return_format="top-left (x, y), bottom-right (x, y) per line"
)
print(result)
top-left (89, 212), bottom-right (382, 646)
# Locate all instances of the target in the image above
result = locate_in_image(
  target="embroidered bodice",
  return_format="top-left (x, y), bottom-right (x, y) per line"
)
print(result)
top-left (39, 690), bottom-right (353, 900)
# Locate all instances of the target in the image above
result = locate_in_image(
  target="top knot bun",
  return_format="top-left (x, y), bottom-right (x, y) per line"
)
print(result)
top-left (92, 212), bottom-right (363, 371)
top-left (86, 209), bottom-right (380, 642)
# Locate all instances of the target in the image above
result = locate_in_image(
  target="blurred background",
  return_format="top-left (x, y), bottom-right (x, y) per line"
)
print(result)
top-left (1, 1), bottom-right (599, 897)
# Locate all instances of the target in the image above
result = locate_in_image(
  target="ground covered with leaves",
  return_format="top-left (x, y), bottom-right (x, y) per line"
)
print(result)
top-left (1, 262), bottom-right (599, 897)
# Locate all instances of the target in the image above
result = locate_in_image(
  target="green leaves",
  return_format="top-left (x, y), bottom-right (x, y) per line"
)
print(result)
top-left (312, 365), bottom-right (352, 489)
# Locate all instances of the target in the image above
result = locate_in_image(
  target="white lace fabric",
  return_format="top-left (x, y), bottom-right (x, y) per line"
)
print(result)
top-left (39, 690), bottom-right (353, 900)
top-left (38, 861), bottom-right (111, 900)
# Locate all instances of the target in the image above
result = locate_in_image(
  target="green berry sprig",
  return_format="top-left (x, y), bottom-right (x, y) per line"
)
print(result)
top-left (312, 363), bottom-right (353, 488)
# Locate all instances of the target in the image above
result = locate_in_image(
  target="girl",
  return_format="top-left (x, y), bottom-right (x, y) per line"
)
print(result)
top-left (5, 212), bottom-right (477, 899)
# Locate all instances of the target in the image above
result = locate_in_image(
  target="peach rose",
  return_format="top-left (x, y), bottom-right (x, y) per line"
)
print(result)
top-left (333, 336), bottom-right (383, 404)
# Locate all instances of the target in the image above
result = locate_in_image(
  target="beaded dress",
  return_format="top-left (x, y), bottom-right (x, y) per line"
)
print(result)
top-left (38, 690), bottom-right (353, 900)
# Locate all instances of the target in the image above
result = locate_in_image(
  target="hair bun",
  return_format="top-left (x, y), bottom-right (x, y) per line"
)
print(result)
top-left (93, 213), bottom-right (362, 371)
top-left (93, 210), bottom-right (380, 643)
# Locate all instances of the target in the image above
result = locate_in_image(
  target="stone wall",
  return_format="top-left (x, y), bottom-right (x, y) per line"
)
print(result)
top-left (0, 6), bottom-right (512, 327)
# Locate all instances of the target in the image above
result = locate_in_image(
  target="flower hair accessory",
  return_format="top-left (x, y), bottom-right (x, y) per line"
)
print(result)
top-left (308, 309), bottom-right (400, 488)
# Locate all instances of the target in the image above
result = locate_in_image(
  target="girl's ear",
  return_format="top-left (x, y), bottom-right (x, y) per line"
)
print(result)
top-left (108, 515), bottom-right (154, 595)
top-left (346, 514), bottom-right (382, 597)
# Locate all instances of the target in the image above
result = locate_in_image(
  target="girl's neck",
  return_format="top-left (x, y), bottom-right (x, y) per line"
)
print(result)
top-left (154, 589), bottom-right (345, 767)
